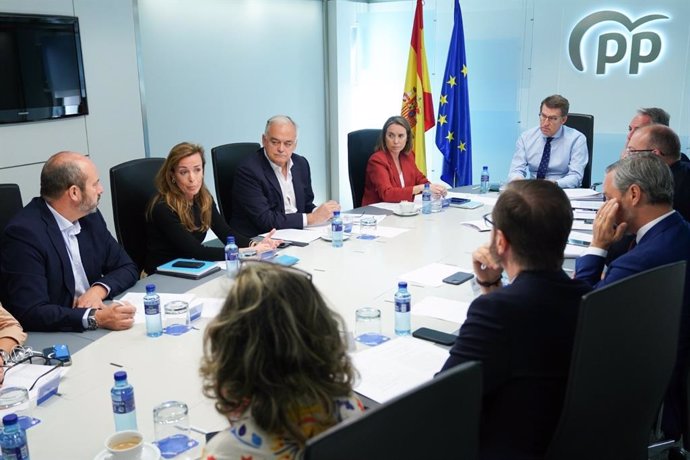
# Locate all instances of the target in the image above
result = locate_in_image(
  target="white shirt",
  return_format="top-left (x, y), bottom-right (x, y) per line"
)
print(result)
top-left (263, 151), bottom-right (308, 227)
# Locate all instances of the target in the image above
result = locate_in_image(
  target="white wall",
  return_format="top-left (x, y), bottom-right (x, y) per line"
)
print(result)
top-left (136, 0), bottom-right (330, 205)
top-left (0, 0), bottom-right (145, 228)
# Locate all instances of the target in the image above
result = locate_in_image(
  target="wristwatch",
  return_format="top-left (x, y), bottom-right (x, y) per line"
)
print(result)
top-left (86, 309), bottom-right (99, 331)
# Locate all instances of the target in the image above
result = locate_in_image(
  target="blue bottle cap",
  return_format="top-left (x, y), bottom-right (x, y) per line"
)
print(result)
top-left (226, 236), bottom-right (235, 244)
top-left (398, 281), bottom-right (407, 289)
top-left (114, 370), bottom-right (128, 381)
top-left (334, 210), bottom-right (340, 217)
top-left (145, 284), bottom-right (156, 293)
top-left (2, 414), bottom-right (17, 426)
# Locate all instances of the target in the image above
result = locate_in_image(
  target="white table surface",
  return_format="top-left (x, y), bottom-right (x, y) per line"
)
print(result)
top-left (24, 199), bottom-right (496, 459)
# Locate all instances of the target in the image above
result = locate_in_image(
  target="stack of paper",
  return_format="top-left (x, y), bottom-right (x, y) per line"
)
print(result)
top-left (563, 188), bottom-right (604, 201)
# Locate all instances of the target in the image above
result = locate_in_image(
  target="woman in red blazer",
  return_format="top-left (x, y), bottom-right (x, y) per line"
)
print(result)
top-left (361, 116), bottom-right (447, 206)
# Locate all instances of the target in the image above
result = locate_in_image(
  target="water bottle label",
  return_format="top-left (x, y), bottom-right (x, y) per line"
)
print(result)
top-left (1, 445), bottom-right (29, 459)
top-left (332, 222), bottom-right (343, 232)
top-left (226, 252), bottom-right (238, 261)
top-left (144, 302), bottom-right (159, 315)
top-left (395, 301), bottom-right (410, 313)
top-left (112, 391), bottom-right (136, 414)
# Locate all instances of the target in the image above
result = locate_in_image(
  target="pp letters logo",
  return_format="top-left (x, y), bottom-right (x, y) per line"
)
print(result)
top-left (569, 11), bottom-right (668, 75)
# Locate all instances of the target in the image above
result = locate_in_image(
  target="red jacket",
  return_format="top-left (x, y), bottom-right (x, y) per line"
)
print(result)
top-left (361, 150), bottom-right (428, 206)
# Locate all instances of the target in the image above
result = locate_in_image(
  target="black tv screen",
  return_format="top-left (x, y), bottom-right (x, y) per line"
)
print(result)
top-left (0, 13), bottom-right (88, 124)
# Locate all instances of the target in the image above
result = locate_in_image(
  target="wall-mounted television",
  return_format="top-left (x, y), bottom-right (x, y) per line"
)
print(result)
top-left (0, 13), bottom-right (88, 124)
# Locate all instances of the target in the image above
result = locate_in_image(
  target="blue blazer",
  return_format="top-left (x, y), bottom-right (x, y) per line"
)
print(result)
top-left (575, 211), bottom-right (690, 437)
top-left (440, 270), bottom-right (592, 460)
top-left (0, 198), bottom-right (138, 332)
top-left (229, 149), bottom-right (316, 237)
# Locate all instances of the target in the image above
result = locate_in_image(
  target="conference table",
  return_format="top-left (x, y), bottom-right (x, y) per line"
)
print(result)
top-left (23, 194), bottom-right (498, 459)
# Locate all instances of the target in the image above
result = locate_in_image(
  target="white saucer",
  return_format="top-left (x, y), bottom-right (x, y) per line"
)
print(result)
top-left (393, 209), bottom-right (419, 217)
top-left (320, 233), bottom-right (351, 242)
top-left (94, 442), bottom-right (161, 460)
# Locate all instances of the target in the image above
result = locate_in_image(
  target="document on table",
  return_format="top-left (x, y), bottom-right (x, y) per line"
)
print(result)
top-left (412, 296), bottom-right (472, 325)
top-left (399, 263), bottom-right (463, 287)
top-left (447, 191), bottom-right (497, 207)
top-left (571, 220), bottom-right (593, 231)
top-left (574, 210), bottom-right (597, 220)
top-left (265, 228), bottom-right (321, 244)
top-left (2, 363), bottom-right (68, 409)
top-left (563, 188), bottom-right (604, 200)
top-left (570, 200), bottom-right (603, 210)
top-left (352, 337), bottom-right (450, 403)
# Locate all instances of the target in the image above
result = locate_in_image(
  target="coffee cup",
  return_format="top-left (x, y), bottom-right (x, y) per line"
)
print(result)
top-left (105, 430), bottom-right (144, 460)
top-left (399, 201), bottom-right (415, 213)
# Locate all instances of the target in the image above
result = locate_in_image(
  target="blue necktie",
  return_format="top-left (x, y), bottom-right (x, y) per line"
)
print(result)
top-left (536, 137), bottom-right (553, 180)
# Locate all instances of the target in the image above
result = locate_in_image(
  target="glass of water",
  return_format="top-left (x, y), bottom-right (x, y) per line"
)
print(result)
top-left (163, 301), bottom-right (190, 335)
top-left (354, 307), bottom-right (388, 346)
top-left (153, 401), bottom-right (194, 457)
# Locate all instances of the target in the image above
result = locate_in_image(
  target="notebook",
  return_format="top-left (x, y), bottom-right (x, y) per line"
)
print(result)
top-left (155, 258), bottom-right (221, 280)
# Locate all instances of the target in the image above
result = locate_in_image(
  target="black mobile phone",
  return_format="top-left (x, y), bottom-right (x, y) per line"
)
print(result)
top-left (412, 327), bottom-right (457, 346)
top-left (172, 260), bottom-right (205, 269)
top-left (442, 271), bottom-right (474, 285)
top-left (277, 241), bottom-right (292, 249)
top-left (450, 197), bottom-right (471, 205)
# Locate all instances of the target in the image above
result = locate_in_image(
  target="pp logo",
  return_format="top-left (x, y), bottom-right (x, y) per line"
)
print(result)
top-left (569, 10), bottom-right (669, 75)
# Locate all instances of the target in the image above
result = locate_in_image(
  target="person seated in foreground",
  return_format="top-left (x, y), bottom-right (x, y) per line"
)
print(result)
top-left (145, 142), bottom-right (279, 275)
top-left (0, 304), bottom-right (26, 385)
top-left (507, 94), bottom-right (588, 188)
top-left (574, 152), bottom-right (690, 439)
top-left (361, 115), bottom-right (446, 206)
top-left (229, 115), bottom-right (340, 237)
top-left (200, 261), bottom-right (363, 459)
top-left (0, 151), bottom-right (138, 332)
top-left (439, 180), bottom-right (591, 460)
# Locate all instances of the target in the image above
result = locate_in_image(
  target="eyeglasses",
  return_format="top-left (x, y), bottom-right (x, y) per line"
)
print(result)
top-left (538, 113), bottom-right (563, 123)
top-left (483, 213), bottom-right (493, 227)
top-left (625, 147), bottom-right (657, 156)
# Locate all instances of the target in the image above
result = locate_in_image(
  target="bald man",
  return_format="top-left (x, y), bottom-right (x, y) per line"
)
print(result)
top-left (0, 152), bottom-right (138, 332)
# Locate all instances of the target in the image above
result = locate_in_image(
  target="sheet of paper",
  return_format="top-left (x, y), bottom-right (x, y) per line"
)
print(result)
top-left (574, 210), bottom-right (597, 220)
top-left (564, 244), bottom-right (587, 258)
top-left (447, 191), bottom-right (498, 207)
top-left (264, 228), bottom-right (321, 244)
top-left (399, 263), bottom-right (462, 287)
top-left (370, 202), bottom-right (420, 213)
top-left (197, 297), bottom-right (225, 318)
top-left (412, 296), bottom-right (472, 324)
top-left (1, 363), bottom-right (68, 410)
top-left (119, 292), bottom-right (199, 324)
top-left (563, 188), bottom-right (603, 200)
top-left (571, 220), bottom-right (593, 231)
top-left (352, 337), bottom-right (450, 403)
top-left (570, 200), bottom-right (603, 210)
top-left (568, 231), bottom-right (593, 244)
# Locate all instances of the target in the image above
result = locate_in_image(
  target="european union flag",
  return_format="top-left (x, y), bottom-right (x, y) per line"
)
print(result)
top-left (435, 0), bottom-right (472, 186)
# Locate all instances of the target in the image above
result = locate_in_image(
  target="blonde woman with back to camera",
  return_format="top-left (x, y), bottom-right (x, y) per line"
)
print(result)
top-left (200, 262), bottom-right (364, 459)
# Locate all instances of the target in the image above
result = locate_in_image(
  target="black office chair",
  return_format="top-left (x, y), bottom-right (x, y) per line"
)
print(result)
top-left (211, 142), bottom-right (260, 220)
top-left (0, 184), bottom-right (23, 233)
top-left (347, 129), bottom-right (381, 209)
top-left (564, 113), bottom-right (594, 188)
top-left (304, 361), bottom-right (482, 460)
top-left (110, 157), bottom-right (165, 273)
top-left (545, 261), bottom-right (686, 460)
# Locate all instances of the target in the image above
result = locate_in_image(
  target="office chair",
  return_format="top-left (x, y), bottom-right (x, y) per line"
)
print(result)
top-left (347, 129), bottom-right (381, 208)
top-left (211, 142), bottom-right (260, 220)
top-left (304, 361), bottom-right (482, 460)
top-left (0, 184), bottom-right (23, 233)
top-left (110, 157), bottom-right (165, 273)
top-left (564, 113), bottom-right (594, 188)
top-left (545, 261), bottom-right (686, 460)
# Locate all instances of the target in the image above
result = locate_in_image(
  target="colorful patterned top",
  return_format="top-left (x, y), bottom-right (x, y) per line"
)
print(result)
top-left (202, 394), bottom-right (364, 460)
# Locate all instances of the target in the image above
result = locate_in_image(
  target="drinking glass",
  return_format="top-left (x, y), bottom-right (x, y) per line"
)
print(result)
top-left (153, 401), bottom-right (192, 457)
top-left (163, 301), bottom-right (190, 335)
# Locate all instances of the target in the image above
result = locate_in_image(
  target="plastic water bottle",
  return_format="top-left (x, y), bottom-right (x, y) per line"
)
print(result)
top-left (0, 414), bottom-right (30, 460)
top-left (144, 283), bottom-right (162, 338)
top-left (422, 184), bottom-right (431, 214)
top-left (111, 371), bottom-right (138, 431)
top-left (480, 166), bottom-right (490, 194)
top-left (331, 211), bottom-right (343, 248)
top-left (225, 236), bottom-right (239, 278)
top-left (394, 281), bottom-right (411, 336)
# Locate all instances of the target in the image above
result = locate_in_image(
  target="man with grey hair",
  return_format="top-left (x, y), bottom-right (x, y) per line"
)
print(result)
top-left (625, 107), bottom-right (670, 148)
top-left (230, 115), bottom-right (340, 237)
top-left (575, 152), bottom-right (690, 438)
top-left (0, 152), bottom-right (138, 332)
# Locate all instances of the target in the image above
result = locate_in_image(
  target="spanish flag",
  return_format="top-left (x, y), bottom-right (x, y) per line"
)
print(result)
top-left (401, 0), bottom-right (435, 175)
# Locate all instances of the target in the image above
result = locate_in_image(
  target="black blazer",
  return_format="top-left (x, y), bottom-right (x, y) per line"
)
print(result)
top-left (229, 149), bottom-right (316, 237)
top-left (441, 270), bottom-right (591, 460)
top-left (0, 198), bottom-right (138, 331)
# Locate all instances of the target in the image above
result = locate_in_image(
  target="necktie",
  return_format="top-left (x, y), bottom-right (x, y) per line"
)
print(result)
top-left (536, 137), bottom-right (553, 179)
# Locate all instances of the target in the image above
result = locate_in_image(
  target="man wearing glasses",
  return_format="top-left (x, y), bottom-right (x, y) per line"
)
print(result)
top-left (508, 94), bottom-right (588, 188)
top-left (230, 115), bottom-right (340, 238)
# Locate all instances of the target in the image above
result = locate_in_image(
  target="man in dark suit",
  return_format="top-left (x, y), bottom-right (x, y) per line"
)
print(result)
top-left (439, 180), bottom-right (591, 460)
top-left (0, 151), bottom-right (138, 332)
top-left (575, 152), bottom-right (690, 439)
top-left (230, 115), bottom-right (339, 237)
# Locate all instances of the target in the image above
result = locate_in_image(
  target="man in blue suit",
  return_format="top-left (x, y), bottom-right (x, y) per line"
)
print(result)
top-left (230, 115), bottom-right (339, 237)
top-left (440, 180), bottom-right (591, 460)
top-left (575, 152), bottom-right (690, 439)
top-left (0, 152), bottom-right (138, 332)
